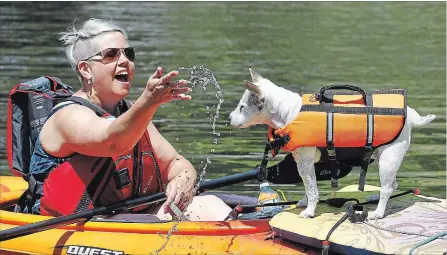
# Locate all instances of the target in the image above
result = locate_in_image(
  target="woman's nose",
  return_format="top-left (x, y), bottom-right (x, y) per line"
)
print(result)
top-left (117, 50), bottom-right (130, 64)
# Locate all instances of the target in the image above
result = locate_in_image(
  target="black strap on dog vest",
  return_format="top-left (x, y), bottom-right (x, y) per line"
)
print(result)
top-left (318, 86), bottom-right (376, 190)
top-left (257, 133), bottom-right (290, 182)
top-left (359, 91), bottom-right (374, 191)
top-left (323, 93), bottom-right (339, 188)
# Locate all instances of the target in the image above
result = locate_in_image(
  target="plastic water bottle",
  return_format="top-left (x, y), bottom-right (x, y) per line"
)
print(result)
top-left (238, 182), bottom-right (283, 220)
top-left (256, 182), bottom-right (281, 211)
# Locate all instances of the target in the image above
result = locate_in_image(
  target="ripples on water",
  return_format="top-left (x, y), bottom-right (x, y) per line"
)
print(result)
top-left (0, 2), bottom-right (445, 198)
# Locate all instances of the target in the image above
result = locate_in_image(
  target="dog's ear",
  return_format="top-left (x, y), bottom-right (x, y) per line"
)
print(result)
top-left (244, 80), bottom-right (261, 95)
top-left (249, 68), bottom-right (263, 83)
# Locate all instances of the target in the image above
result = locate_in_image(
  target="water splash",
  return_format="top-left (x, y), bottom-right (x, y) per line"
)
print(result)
top-left (179, 65), bottom-right (224, 137)
top-left (179, 65), bottom-right (224, 183)
top-left (153, 221), bottom-right (180, 255)
top-left (153, 66), bottom-right (224, 250)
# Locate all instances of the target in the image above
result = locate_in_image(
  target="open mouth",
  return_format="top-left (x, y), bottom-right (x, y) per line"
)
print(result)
top-left (115, 73), bottom-right (129, 83)
top-left (230, 122), bottom-right (244, 128)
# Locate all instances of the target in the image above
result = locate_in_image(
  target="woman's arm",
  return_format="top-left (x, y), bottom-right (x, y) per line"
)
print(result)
top-left (146, 122), bottom-right (197, 212)
top-left (40, 68), bottom-right (191, 157)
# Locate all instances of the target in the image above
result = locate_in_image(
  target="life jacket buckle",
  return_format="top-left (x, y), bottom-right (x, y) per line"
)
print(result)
top-left (326, 146), bottom-right (338, 187)
top-left (327, 147), bottom-right (336, 161)
top-left (310, 92), bottom-right (321, 102)
top-left (114, 168), bottom-right (131, 189)
top-left (268, 134), bottom-right (290, 151)
top-left (362, 145), bottom-right (373, 164)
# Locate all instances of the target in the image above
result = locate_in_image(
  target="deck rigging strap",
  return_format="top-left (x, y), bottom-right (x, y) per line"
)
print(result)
top-left (408, 232), bottom-right (447, 255)
top-left (320, 188), bottom-right (421, 255)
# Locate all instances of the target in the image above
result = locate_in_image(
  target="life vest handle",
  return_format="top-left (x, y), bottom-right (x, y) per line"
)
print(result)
top-left (317, 84), bottom-right (367, 104)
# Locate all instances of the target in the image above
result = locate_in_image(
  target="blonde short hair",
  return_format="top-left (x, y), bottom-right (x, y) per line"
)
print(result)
top-left (58, 18), bottom-right (128, 74)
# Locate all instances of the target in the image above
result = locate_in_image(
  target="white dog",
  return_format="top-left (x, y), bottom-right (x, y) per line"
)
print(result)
top-left (229, 68), bottom-right (436, 219)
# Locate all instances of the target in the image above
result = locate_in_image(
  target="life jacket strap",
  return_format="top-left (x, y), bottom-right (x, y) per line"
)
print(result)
top-left (359, 145), bottom-right (373, 191)
top-left (326, 109), bottom-right (338, 188)
top-left (258, 134), bottom-right (291, 182)
top-left (268, 134), bottom-right (290, 152)
top-left (359, 92), bottom-right (374, 191)
top-left (23, 173), bottom-right (47, 213)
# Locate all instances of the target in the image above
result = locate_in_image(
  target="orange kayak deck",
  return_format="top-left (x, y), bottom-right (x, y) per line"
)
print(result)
top-left (0, 176), bottom-right (316, 255)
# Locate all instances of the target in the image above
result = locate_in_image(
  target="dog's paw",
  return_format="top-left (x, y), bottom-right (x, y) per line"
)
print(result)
top-left (296, 197), bottom-right (308, 208)
top-left (367, 209), bottom-right (385, 220)
top-left (299, 208), bottom-right (315, 218)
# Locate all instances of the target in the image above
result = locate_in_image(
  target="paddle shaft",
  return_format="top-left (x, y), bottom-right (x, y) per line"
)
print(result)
top-left (0, 169), bottom-right (259, 242)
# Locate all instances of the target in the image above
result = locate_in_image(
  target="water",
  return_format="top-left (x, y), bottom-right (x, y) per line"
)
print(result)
top-left (0, 2), bottom-right (445, 199)
top-left (154, 221), bottom-right (179, 255)
top-left (180, 65), bottom-right (224, 138)
top-left (179, 65), bottom-right (224, 183)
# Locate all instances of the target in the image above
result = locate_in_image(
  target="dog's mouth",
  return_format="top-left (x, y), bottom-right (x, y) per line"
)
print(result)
top-left (229, 121), bottom-right (242, 128)
top-left (231, 122), bottom-right (248, 129)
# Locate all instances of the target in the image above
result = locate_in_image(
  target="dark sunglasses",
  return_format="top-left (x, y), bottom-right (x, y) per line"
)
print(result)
top-left (84, 47), bottom-right (135, 64)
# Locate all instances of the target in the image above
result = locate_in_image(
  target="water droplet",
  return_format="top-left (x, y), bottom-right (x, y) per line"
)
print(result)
top-left (176, 137), bottom-right (179, 141)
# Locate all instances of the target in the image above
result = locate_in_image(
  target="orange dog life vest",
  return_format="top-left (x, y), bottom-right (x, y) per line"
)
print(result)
top-left (268, 89), bottom-right (407, 152)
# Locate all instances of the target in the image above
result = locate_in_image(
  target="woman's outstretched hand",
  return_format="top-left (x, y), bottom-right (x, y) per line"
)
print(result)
top-left (145, 67), bottom-right (192, 106)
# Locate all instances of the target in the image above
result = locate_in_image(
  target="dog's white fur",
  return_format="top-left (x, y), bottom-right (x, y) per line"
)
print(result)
top-left (229, 68), bottom-right (436, 219)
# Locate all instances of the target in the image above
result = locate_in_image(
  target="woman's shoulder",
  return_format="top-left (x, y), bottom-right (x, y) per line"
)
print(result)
top-left (52, 93), bottom-right (91, 114)
top-left (51, 100), bottom-right (97, 119)
top-left (44, 97), bottom-right (104, 135)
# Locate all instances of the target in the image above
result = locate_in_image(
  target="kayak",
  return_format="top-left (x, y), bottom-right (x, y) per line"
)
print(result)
top-left (270, 185), bottom-right (447, 255)
top-left (2, 175), bottom-right (445, 255)
top-left (0, 176), bottom-right (315, 255)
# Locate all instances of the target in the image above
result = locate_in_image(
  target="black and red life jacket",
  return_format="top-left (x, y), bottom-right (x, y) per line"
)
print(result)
top-left (7, 77), bottom-right (164, 216)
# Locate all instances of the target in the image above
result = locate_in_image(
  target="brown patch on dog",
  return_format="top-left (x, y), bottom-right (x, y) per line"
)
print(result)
top-left (250, 93), bottom-right (265, 111)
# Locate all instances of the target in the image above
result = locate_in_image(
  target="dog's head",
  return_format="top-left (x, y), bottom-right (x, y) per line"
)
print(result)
top-left (229, 68), bottom-right (278, 128)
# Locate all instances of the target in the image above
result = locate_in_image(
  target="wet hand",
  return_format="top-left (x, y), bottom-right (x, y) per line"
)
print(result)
top-left (162, 169), bottom-right (197, 213)
top-left (145, 67), bottom-right (192, 105)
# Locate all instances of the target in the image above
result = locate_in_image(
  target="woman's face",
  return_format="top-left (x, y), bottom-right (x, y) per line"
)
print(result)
top-left (87, 32), bottom-right (135, 101)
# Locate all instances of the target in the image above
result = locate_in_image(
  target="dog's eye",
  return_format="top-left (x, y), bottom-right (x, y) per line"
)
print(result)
top-left (239, 105), bottom-right (245, 112)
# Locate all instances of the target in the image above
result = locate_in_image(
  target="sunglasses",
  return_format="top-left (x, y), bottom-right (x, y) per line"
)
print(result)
top-left (84, 47), bottom-right (135, 64)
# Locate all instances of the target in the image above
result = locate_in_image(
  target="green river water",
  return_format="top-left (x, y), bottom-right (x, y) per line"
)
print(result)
top-left (0, 2), bottom-right (445, 199)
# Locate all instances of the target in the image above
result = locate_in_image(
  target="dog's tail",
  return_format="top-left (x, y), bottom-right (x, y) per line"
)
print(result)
top-left (408, 107), bottom-right (436, 127)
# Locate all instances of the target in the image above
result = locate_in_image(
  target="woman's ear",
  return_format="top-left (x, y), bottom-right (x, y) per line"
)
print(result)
top-left (78, 61), bottom-right (92, 82)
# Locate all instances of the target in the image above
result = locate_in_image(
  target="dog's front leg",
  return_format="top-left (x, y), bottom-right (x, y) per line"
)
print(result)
top-left (292, 147), bottom-right (319, 218)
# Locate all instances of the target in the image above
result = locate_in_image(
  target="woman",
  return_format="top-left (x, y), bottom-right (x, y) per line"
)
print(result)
top-left (27, 18), bottom-right (231, 221)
